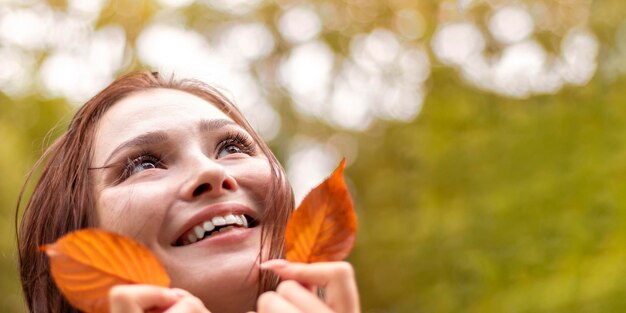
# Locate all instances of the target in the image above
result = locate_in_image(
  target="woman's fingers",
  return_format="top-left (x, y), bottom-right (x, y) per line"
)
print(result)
top-left (109, 285), bottom-right (210, 313)
top-left (275, 280), bottom-right (334, 313)
top-left (163, 291), bottom-right (211, 313)
top-left (109, 285), bottom-right (183, 313)
top-left (257, 291), bottom-right (303, 313)
top-left (261, 260), bottom-right (360, 313)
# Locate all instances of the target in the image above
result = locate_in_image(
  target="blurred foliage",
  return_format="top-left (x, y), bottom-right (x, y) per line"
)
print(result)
top-left (350, 72), bottom-right (626, 312)
top-left (2, 0), bottom-right (626, 312)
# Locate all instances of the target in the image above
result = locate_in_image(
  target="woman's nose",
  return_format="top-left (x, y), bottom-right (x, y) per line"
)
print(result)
top-left (180, 156), bottom-right (238, 200)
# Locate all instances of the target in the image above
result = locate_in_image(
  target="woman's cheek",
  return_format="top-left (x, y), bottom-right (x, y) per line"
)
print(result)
top-left (95, 182), bottom-right (175, 239)
top-left (233, 159), bottom-right (272, 200)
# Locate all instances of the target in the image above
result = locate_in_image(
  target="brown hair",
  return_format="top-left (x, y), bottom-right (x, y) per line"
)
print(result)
top-left (16, 71), bottom-right (294, 313)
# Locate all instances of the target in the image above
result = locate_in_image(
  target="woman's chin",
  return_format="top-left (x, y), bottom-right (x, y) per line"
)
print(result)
top-left (200, 286), bottom-right (258, 313)
top-left (163, 243), bottom-right (261, 312)
top-left (174, 268), bottom-right (259, 313)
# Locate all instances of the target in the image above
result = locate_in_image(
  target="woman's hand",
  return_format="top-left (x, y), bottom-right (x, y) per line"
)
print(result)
top-left (256, 260), bottom-right (360, 313)
top-left (108, 285), bottom-right (210, 313)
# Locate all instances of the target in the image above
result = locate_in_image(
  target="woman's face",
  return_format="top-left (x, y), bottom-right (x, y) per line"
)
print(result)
top-left (91, 88), bottom-right (271, 313)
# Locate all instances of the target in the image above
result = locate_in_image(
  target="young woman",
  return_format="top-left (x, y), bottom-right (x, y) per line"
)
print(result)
top-left (17, 71), bottom-right (360, 313)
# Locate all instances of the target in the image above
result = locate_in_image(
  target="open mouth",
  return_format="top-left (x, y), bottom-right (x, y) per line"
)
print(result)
top-left (174, 213), bottom-right (258, 247)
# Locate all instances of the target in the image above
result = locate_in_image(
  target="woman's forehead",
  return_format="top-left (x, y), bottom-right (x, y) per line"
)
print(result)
top-left (105, 87), bottom-right (230, 121)
top-left (92, 88), bottom-right (234, 165)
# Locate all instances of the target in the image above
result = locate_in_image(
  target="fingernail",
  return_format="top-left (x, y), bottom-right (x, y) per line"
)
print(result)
top-left (169, 288), bottom-right (187, 298)
top-left (260, 259), bottom-right (288, 270)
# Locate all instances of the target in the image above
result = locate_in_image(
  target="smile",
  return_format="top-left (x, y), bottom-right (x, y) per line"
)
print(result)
top-left (175, 213), bottom-right (258, 246)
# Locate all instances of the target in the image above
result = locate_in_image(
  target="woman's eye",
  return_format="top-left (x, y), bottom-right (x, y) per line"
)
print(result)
top-left (125, 156), bottom-right (161, 177)
top-left (215, 132), bottom-right (255, 158)
top-left (133, 161), bottom-right (156, 173)
top-left (218, 144), bottom-right (243, 158)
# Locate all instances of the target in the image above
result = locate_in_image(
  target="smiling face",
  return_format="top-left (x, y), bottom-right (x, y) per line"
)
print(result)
top-left (91, 88), bottom-right (270, 313)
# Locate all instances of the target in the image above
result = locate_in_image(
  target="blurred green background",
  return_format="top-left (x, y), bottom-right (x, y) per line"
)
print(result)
top-left (2, 0), bottom-right (626, 312)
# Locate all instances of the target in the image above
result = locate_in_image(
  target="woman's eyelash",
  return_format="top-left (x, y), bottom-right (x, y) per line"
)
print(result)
top-left (118, 153), bottom-right (163, 182)
top-left (216, 131), bottom-right (256, 156)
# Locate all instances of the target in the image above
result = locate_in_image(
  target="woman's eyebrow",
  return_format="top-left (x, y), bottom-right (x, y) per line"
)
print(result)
top-left (104, 131), bottom-right (169, 165)
top-left (198, 118), bottom-right (236, 132)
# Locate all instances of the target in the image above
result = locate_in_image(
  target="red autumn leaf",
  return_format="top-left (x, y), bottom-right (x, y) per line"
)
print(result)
top-left (285, 159), bottom-right (357, 263)
top-left (41, 228), bottom-right (170, 313)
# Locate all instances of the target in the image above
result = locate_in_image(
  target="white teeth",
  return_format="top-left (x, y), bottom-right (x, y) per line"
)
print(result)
top-left (203, 221), bottom-right (215, 232)
top-left (182, 213), bottom-right (254, 246)
top-left (233, 215), bottom-right (243, 226)
top-left (188, 233), bottom-right (198, 243)
top-left (224, 214), bottom-right (237, 224)
top-left (212, 216), bottom-right (226, 226)
top-left (219, 225), bottom-right (235, 232)
top-left (193, 226), bottom-right (204, 239)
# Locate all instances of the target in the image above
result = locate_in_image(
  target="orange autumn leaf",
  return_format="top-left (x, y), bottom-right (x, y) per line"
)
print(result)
top-left (285, 159), bottom-right (357, 263)
top-left (40, 228), bottom-right (170, 313)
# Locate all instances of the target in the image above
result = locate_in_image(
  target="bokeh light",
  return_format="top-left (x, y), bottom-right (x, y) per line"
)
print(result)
top-left (2, 0), bottom-right (626, 312)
